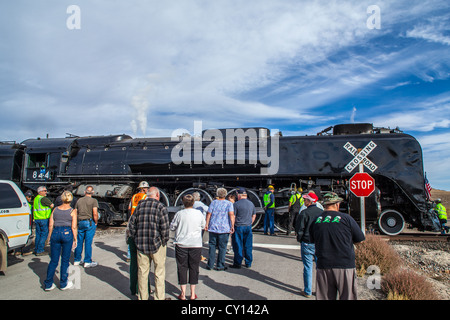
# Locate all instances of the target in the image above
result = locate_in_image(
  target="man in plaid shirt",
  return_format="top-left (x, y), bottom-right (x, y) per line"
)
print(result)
top-left (128, 187), bottom-right (170, 300)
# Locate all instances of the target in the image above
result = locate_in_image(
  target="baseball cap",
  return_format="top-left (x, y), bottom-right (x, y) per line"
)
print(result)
top-left (236, 187), bottom-right (247, 194)
top-left (322, 192), bottom-right (344, 205)
top-left (303, 192), bottom-right (318, 203)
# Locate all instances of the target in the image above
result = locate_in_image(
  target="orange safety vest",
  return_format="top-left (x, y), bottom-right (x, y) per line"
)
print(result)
top-left (131, 192), bottom-right (147, 215)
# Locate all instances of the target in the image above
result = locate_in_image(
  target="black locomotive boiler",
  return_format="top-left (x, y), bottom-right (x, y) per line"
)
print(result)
top-left (0, 123), bottom-right (439, 235)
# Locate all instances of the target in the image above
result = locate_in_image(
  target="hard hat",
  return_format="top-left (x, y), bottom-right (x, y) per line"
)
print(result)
top-left (297, 187), bottom-right (303, 192)
top-left (268, 185), bottom-right (274, 190)
top-left (436, 198), bottom-right (441, 203)
top-left (138, 181), bottom-right (150, 189)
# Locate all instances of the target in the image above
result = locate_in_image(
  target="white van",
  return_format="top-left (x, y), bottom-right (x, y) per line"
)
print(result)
top-left (0, 180), bottom-right (32, 274)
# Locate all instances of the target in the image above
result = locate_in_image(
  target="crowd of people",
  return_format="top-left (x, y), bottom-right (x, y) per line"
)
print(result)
top-left (22, 181), bottom-right (448, 300)
top-left (126, 182), bottom-right (365, 300)
top-left (22, 185), bottom-right (99, 291)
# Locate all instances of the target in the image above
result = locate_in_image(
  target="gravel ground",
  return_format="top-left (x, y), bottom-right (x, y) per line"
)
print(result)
top-left (390, 240), bottom-right (450, 299)
top-left (358, 240), bottom-right (450, 300)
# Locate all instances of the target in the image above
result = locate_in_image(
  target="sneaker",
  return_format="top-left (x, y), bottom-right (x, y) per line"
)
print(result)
top-left (214, 266), bottom-right (228, 271)
top-left (61, 281), bottom-right (74, 290)
top-left (73, 261), bottom-right (83, 266)
top-left (84, 261), bottom-right (98, 268)
top-left (45, 283), bottom-right (56, 291)
top-left (299, 291), bottom-right (311, 298)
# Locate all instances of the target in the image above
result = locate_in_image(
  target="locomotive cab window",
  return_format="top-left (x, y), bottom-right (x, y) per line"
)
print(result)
top-left (25, 153), bottom-right (56, 181)
top-left (27, 153), bottom-right (46, 168)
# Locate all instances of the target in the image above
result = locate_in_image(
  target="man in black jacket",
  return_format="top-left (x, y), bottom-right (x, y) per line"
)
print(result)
top-left (311, 192), bottom-right (365, 300)
top-left (295, 192), bottom-right (323, 298)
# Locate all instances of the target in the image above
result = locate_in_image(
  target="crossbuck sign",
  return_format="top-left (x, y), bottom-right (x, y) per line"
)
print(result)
top-left (343, 140), bottom-right (378, 235)
top-left (343, 141), bottom-right (378, 173)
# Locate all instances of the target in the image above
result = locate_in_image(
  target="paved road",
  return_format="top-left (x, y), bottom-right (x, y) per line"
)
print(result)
top-left (0, 230), bottom-right (311, 300)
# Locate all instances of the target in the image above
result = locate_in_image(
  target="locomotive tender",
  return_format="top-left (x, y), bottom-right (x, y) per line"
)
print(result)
top-left (0, 123), bottom-right (438, 235)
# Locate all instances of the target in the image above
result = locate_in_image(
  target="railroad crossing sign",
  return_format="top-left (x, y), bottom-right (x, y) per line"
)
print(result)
top-left (349, 172), bottom-right (375, 197)
top-left (343, 141), bottom-right (378, 173)
top-left (343, 140), bottom-right (379, 235)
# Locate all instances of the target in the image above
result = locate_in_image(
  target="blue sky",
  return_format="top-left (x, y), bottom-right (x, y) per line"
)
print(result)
top-left (1, 1), bottom-right (449, 190)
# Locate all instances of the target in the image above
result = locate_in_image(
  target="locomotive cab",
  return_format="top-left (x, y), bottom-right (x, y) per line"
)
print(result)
top-left (21, 137), bottom-right (77, 185)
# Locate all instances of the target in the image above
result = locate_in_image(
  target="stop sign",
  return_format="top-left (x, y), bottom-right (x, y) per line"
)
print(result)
top-left (349, 172), bottom-right (375, 197)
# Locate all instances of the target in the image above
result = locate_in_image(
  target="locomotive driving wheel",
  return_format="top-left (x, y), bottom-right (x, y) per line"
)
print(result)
top-left (273, 188), bottom-right (292, 233)
top-left (378, 209), bottom-right (405, 236)
top-left (174, 188), bottom-right (213, 208)
top-left (226, 188), bottom-right (263, 229)
top-left (158, 189), bottom-right (170, 206)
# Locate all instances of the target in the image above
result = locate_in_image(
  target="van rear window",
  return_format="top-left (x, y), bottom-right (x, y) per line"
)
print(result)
top-left (0, 183), bottom-right (22, 209)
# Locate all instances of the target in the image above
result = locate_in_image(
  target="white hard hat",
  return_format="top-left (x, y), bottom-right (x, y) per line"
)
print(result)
top-left (138, 181), bottom-right (150, 189)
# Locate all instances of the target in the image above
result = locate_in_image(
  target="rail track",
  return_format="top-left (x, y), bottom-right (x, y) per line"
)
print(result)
top-left (384, 232), bottom-right (449, 242)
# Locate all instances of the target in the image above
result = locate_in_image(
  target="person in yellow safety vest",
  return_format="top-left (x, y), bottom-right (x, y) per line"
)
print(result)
top-left (435, 199), bottom-right (449, 234)
top-left (126, 181), bottom-right (150, 294)
top-left (286, 188), bottom-right (304, 235)
top-left (33, 186), bottom-right (54, 256)
top-left (263, 185), bottom-right (276, 236)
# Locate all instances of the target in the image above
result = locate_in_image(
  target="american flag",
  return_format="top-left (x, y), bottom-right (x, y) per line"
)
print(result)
top-left (424, 174), bottom-right (432, 200)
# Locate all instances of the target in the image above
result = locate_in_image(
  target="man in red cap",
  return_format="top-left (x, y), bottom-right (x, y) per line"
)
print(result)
top-left (295, 192), bottom-right (323, 298)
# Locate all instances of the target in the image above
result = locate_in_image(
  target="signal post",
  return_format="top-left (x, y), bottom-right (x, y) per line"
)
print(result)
top-left (344, 141), bottom-right (378, 235)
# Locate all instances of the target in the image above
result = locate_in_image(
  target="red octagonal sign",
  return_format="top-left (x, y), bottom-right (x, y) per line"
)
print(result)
top-left (349, 172), bottom-right (375, 197)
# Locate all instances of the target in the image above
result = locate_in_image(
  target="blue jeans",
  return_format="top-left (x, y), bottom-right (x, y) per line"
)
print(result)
top-left (301, 242), bottom-right (317, 296)
top-left (231, 225), bottom-right (253, 267)
top-left (74, 219), bottom-right (96, 263)
top-left (264, 208), bottom-right (275, 234)
top-left (208, 232), bottom-right (229, 270)
top-left (440, 219), bottom-right (449, 234)
top-left (44, 226), bottom-right (73, 289)
top-left (34, 219), bottom-right (49, 254)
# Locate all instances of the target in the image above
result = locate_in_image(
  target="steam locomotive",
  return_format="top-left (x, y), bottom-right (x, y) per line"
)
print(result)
top-left (0, 123), bottom-right (439, 235)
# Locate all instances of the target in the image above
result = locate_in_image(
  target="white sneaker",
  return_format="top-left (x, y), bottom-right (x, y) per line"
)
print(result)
top-left (45, 283), bottom-right (56, 291)
top-left (61, 281), bottom-right (74, 290)
top-left (73, 261), bottom-right (83, 266)
top-left (84, 261), bottom-right (98, 268)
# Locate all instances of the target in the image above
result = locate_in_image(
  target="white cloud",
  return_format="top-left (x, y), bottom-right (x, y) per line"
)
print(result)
top-left (383, 81), bottom-right (413, 90)
top-left (1, 1), bottom-right (450, 191)
top-left (405, 16), bottom-right (450, 46)
top-left (369, 93), bottom-right (450, 132)
top-left (417, 132), bottom-right (450, 191)
top-left (2, 0), bottom-right (380, 139)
